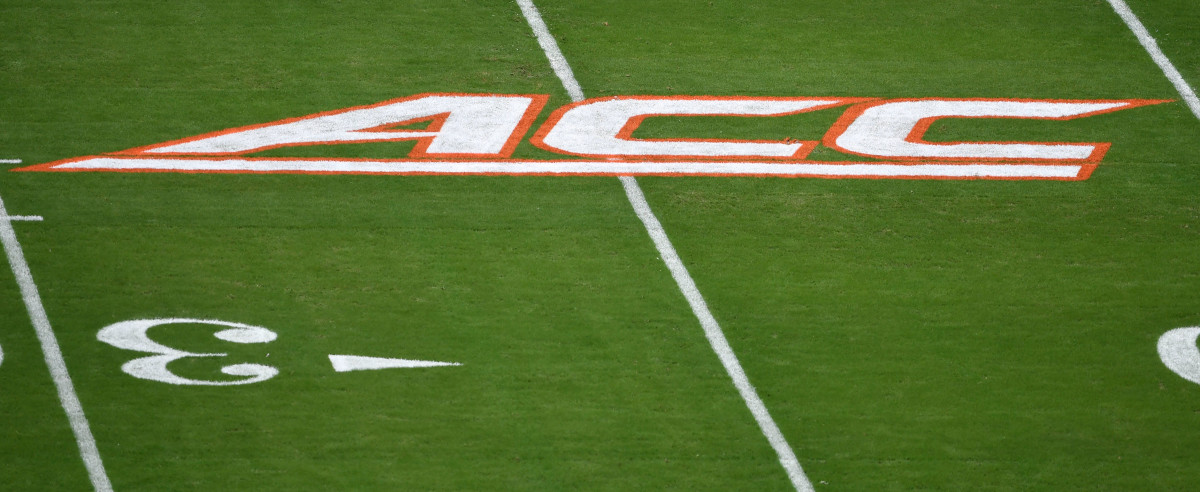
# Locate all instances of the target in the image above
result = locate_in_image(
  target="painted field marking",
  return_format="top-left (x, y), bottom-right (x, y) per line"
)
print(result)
top-left (328, 355), bottom-right (461, 372)
top-left (1107, 0), bottom-right (1200, 121)
top-left (28, 156), bottom-right (1089, 180)
top-left (0, 194), bottom-right (113, 491)
top-left (516, 0), bottom-right (584, 102)
top-left (1, 215), bottom-right (43, 222)
top-left (620, 177), bottom-right (813, 490)
top-left (97, 317), bottom-right (462, 381)
top-left (1158, 327), bottom-right (1200, 385)
top-left (1107, 1), bottom-right (1200, 386)
top-left (98, 318), bottom-right (279, 386)
top-left (0, 159), bottom-right (23, 164)
top-left (515, 1), bottom-right (815, 491)
top-left (18, 94), bottom-right (1156, 179)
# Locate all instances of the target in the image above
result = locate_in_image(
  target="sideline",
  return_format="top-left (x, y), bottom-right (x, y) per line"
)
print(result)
top-left (514, 1), bottom-right (815, 490)
top-left (1107, 0), bottom-right (1200, 121)
top-left (0, 194), bottom-right (113, 491)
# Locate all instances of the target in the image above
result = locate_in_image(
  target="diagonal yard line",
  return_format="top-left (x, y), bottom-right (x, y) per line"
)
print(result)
top-left (1106, 0), bottom-right (1200, 121)
top-left (0, 194), bottom-right (113, 492)
top-left (619, 178), bottom-right (813, 491)
top-left (515, 0), bottom-right (585, 102)
top-left (514, 1), bottom-right (814, 490)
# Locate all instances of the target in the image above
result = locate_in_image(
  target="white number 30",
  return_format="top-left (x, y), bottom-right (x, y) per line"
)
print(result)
top-left (97, 318), bottom-right (278, 386)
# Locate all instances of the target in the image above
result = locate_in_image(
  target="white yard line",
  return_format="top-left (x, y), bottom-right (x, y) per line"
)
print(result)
top-left (1106, 0), bottom-right (1200, 121)
top-left (619, 178), bottom-right (814, 490)
top-left (0, 194), bottom-right (113, 492)
top-left (0, 159), bottom-right (23, 164)
top-left (515, 0), bottom-right (585, 102)
top-left (515, 1), bottom-right (814, 490)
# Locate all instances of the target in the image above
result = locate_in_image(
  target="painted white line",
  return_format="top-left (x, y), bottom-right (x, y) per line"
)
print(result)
top-left (516, 2), bottom-right (815, 490)
top-left (0, 215), bottom-right (44, 222)
top-left (0, 159), bottom-right (23, 164)
top-left (1157, 326), bottom-right (1200, 385)
top-left (0, 194), bottom-right (113, 491)
top-left (1106, 0), bottom-right (1200, 121)
top-left (328, 354), bottom-right (461, 372)
top-left (515, 0), bottom-right (585, 102)
top-left (42, 157), bottom-right (1086, 180)
top-left (620, 177), bottom-right (814, 491)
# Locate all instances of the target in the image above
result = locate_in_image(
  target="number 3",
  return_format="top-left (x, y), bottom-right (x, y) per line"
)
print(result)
top-left (97, 318), bottom-right (278, 386)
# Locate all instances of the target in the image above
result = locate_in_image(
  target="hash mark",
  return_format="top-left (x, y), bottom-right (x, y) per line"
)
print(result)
top-left (1, 215), bottom-right (44, 222)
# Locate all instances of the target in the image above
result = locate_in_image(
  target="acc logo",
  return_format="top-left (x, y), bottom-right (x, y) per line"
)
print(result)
top-left (20, 93), bottom-right (1167, 180)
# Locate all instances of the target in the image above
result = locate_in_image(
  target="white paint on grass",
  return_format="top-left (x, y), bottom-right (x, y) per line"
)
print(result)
top-left (43, 156), bottom-right (1088, 180)
top-left (212, 325), bottom-right (278, 344)
top-left (328, 354), bottom-right (461, 372)
top-left (97, 318), bottom-right (278, 386)
top-left (1158, 326), bottom-right (1200, 385)
top-left (1106, 0), bottom-right (1200, 121)
top-left (537, 97), bottom-right (845, 158)
top-left (0, 194), bottom-right (113, 491)
top-left (0, 159), bottom-right (22, 164)
top-left (517, 2), bottom-right (815, 490)
top-left (144, 94), bottom-right (542, 156)
top-left (831, 99), bottom-right (1133, 160)
top-left (620, 177), bottom-right (814, 491)
top-left (515, 0), bottom-right (585, 102)
top-left (0, 215), bottom-right (44, 221)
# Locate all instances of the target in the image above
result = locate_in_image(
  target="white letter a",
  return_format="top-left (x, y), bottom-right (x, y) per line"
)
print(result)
top-left (124, 93), bottom-right (547, 158)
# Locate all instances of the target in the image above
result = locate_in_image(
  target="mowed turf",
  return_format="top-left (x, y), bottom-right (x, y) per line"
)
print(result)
top-left (538, 0), bottom-right (1200, 489)
top-left (1, 1), bottom-right (1199, 491)
top-left (0, 2), bottom-right (797, 490)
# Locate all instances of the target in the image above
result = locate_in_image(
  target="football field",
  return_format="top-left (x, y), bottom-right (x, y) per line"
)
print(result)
top-left (2, 1), bottom-right (1199, 490)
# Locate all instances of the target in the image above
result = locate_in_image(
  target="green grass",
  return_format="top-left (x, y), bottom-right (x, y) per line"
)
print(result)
top-left (2, 0), bottom-right (1199, 490)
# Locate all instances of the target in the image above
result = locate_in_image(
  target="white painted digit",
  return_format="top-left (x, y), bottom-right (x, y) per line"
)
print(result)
top-left (97, 318), bottom-right (278, 386)
top-left (1158, 326), bottom-right (1200, 385)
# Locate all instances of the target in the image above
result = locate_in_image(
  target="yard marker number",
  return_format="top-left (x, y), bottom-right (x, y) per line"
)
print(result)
top-left (1158, 326), bottom-right (1200, 385)
top-left (98, 318), bottom-right (464, 384)
top-left (97, 318), bottom-right (279, 386)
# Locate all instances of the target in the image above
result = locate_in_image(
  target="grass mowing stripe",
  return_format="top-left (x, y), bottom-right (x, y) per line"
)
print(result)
top-left (1107, 0), bottom-right (1200, 120)
top-left (516, 1), bottom-right (814, 490)
top-left (0, 194), bottom-right (112, 492)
